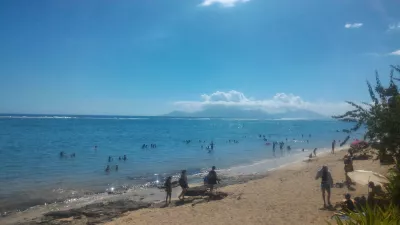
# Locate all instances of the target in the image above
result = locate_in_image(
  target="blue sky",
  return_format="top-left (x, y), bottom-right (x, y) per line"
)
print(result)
top-left (0, 0), bottom-right (399, 116)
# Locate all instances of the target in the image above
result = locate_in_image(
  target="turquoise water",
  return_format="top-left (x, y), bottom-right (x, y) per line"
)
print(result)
top-left (0, 115), bottom-right (358, 213)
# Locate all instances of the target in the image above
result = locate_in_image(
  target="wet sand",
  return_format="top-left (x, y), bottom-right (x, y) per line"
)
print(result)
top-left (105, 149), bottom-right (389, 225)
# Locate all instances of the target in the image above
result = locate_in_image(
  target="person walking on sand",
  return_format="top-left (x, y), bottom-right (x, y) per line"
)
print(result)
top-left (315, 166), bottom-right (333, 208)
top-left (164, 176), bottom-right (172, 204)
top-left (178, 170), bottom-right (188, 200)
top-left (331, 140), bottom-right (336, 154)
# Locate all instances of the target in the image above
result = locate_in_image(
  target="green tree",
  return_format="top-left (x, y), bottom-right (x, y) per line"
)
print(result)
top-left (333, 65), bottom-right (400, 162)
top-left (333, 65), bottom-right (400, 207)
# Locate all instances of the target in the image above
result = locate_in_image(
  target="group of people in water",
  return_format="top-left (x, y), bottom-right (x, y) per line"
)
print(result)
top-left (59, 151), bottom-right (75, 158)
top-left (142, 144), bottom-right (157, 149)
top-left (105, 155), bottom-right (127, 172)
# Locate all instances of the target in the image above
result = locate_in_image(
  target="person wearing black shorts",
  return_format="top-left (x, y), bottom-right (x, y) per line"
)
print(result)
top-left (315, 166), bottom-right (333, 208)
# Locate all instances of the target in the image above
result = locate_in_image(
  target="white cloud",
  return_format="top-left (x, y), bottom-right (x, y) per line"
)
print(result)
top-left (200, 0), bottom-right (250, 7)
top-left (389, 49), bottom-right (400, 56)
top-left (174, 90), bottom-right (352, 116)
top-left (344, 23), bottom-right (363, 29)
top-left (388, 22), bottom-right (400, 31)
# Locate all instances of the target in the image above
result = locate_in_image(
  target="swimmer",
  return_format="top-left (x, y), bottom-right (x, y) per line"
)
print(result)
top-left (108, 156), bottom-right (112, 162)
top-left (119, 157), bottom-right (121, 160)
top-left (123, 155), bottom-right (127, 161)
top-left (60, 151), bottom-right (65, 157)
top-left (115, 165), bottom-right (119, 171)
top-left (105, 165), bottom-right (110, 172)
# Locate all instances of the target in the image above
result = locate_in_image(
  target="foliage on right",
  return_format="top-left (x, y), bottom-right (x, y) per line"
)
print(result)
top-left (331, 65), bottom-right (400, 218)
top-left (333, 65), bottom-right (400, 163)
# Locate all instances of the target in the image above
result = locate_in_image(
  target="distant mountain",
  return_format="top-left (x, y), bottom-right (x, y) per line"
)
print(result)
top-left (164, 107), bottom-right (327, 120)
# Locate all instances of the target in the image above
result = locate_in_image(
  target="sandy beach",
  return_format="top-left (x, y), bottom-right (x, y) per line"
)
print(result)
top-left (105, 149), bottom-right (389, 225)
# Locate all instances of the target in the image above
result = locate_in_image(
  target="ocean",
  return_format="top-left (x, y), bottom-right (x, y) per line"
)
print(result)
top-left (0, 115), bottom-right (360, 216)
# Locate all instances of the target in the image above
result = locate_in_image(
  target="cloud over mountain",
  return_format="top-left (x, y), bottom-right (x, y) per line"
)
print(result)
top-left (174, 90), bottom-right (351, 116)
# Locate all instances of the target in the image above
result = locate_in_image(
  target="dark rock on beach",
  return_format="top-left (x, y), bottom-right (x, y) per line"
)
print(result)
top-left (23, 201), bottom-right (150, 225)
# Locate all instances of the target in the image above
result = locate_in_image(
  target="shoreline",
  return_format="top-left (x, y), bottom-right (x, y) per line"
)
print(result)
top-left (103, 148), bottom-right (390, 225)
top-left (0, 145), bottom-right (340, 217)
top-left (0, 146), bottom-right (374, 225)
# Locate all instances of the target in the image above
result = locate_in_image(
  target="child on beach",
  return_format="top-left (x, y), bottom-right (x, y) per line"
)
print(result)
top-left (164, 176), bottom-right (172, 204)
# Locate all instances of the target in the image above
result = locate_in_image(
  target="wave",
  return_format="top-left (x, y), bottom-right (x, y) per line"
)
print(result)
top-left (0, 116), bottom-right (77, 119)
top-left (168, 118), bottom-right (211, 120)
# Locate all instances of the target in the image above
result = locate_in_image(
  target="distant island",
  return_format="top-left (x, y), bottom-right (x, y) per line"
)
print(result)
top-left (164, 106), bottom-right (327, 120)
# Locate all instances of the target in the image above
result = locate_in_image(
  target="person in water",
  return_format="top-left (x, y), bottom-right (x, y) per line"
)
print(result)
top-left (115, 165), bottom-right (119, 171)
top-left (210, 141), bottom-right (214, 150)
top-left (178, 170), bottom-right (188, 200)
top-left (272, 142), bottom-right (276, 157)
top-left (164, 176), bottom-right (172, 204)
top-left (123, 155), bottom-right (127, 161)
top-left (207, 166), bottom-right (220, 193)
top-left (108, 156), bottom-right (112, 162)
top-left (105, 165), bottom-right (110, 172)
top-left (313, 148), bottom-right (317, 157)
top-left (60, 151), bottom-right (65, 157)
top-left (315, 166), bottom-right (333, 208)
top-left (331, 140), bottom-right (336, 154)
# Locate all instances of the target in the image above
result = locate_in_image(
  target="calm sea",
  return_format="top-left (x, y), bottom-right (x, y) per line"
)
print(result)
top-left (0, 115), bottom-right (358, 213)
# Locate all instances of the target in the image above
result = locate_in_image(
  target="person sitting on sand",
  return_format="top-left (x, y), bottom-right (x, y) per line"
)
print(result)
top-left (164, 176), bottom-right (172, 204)
top-left (178, 170), bottom-right (189, 200)
top-left (207, 166), bottom-right (220, 193)
top-left (343, 193), bottom-right (356, 212)
top-left (315, 166), bottom-right (333, 208)
top-left (368, 181), bottom-right (385, 206)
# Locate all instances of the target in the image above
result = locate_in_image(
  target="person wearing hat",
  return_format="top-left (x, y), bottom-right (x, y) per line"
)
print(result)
top-left (178, 170), bottom-right (188, 200)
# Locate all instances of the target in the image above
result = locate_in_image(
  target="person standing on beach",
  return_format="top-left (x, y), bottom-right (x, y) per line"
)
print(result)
top-left (178, 170), bottom-right (188, 200)
top-left (313, 148), bottom-right (317, 157)
top-left (164, 176), bottom-right (172, 204)
top-left (207, 166), bottom-right (220, 193)
top-left (315, 166), bottom-right (333, 208)
top-left (331, 140), bottom-right (336, 154)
